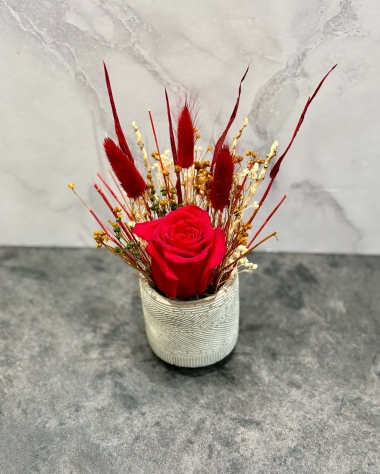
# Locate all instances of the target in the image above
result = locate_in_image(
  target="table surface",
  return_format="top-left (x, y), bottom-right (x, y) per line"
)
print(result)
top-left (0, 248), bottom-right (379, 474)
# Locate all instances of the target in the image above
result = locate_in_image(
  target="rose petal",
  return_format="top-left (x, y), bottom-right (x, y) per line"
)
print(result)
top-left (179, 204), bottom-right (211, 221)
top-left (159, 238), bottom-right (204, 258)
top-left (133, 220), bottom-right (161, 243)
top-left (164, 221), bottom-right (205, 251)
top-left (167, 220), bottom-right (203, 242)
top-left (145, 241), bottom-right (178, 298)
top-left (160, 248), bottom-right (208, 299)
top-left (156, 231), bottom-right (207, 257)
top-left (199, 226), bottom-right (226, 291)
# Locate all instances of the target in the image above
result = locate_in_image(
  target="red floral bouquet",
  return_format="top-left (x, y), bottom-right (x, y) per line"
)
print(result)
top-left (70, 63), bottom-right (336, 300)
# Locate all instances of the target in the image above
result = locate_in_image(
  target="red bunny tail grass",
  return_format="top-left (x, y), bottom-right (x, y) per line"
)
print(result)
top-left (210, 145), bottom-right (234, 211)
top-left (176, 99), bottom-right (196, 169)
top-left (103, 62), bottom-right (134, 162)
top-left (103, 137), bottom-right (146, 199)
top-left (211, 66), bottom-right (249, 173)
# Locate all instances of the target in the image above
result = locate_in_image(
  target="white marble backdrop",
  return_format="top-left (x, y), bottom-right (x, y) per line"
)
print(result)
top-left (1, 0), bottom-right (379, 254)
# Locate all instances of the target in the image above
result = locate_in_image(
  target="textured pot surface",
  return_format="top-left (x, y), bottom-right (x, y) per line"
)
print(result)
top-left (140, 273), bottom-right (239, 368)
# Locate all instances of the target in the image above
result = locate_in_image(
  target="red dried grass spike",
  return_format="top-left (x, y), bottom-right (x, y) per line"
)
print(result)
top-left (246, 64), bottom-right (337, 227)
top-left (270, 64), bottom-right (337, 180)
top-left (165, 90), bottom-right (178, 166)
top-left (165, 90), bottom-right (183, 203)
top-left (103, 137), bottom-right (145, 199)
top-left (103, 62), bottom-right (134, 162)
top-left (211, 66), bottom-right (249, 173)
top-left (177, 100), bottom-right (196, 169)
top-left (210, 144), bottom-right (234, 211)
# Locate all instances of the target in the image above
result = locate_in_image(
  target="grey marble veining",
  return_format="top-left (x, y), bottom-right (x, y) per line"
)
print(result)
top-left (0, 247), bottom-right (379, 473)
top-left (0, 0), bottom-right (379, 253)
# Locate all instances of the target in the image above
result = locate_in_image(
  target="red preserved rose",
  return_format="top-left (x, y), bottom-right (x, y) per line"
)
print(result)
top-left (133, 205), bottom-right (226, 299)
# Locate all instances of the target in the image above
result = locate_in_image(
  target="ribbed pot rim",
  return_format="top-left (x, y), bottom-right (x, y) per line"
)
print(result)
top-left (139, 270), bottom-right (238, 307)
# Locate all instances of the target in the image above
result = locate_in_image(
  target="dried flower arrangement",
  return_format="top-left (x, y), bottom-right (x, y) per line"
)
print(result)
top-left (69, 63), bottom-right (336, 300)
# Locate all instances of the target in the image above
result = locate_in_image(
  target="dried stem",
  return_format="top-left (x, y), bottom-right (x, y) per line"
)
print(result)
top-left (148, 109), bottom-right (171, 200)
top-left (232, 117), bottom-right (248, 157)
top-left (132, 121), bottom-right (155, 189)
top-left (222, 231), bottom-right (278, 274)
top-left (97, 172), bottom-right (134, 221)
top-left (248, 194), bottom-right (287, 247)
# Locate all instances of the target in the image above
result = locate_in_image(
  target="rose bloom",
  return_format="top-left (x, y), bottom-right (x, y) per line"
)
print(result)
top-left (133, 205), bottom-right (226, 299)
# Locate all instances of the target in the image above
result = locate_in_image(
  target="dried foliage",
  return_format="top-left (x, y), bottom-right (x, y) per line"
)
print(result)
top-left (69, 64), bottom-right (336, 298)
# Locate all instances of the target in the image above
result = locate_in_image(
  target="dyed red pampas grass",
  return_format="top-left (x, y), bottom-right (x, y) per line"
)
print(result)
top-left (210, 144), bottom-right (234, 211)
top-left (103, 137), bottom-right (146, 199)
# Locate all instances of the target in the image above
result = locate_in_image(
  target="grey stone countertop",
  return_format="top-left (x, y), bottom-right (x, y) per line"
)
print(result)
top-left (0, 248), bottom-right (379, 474)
